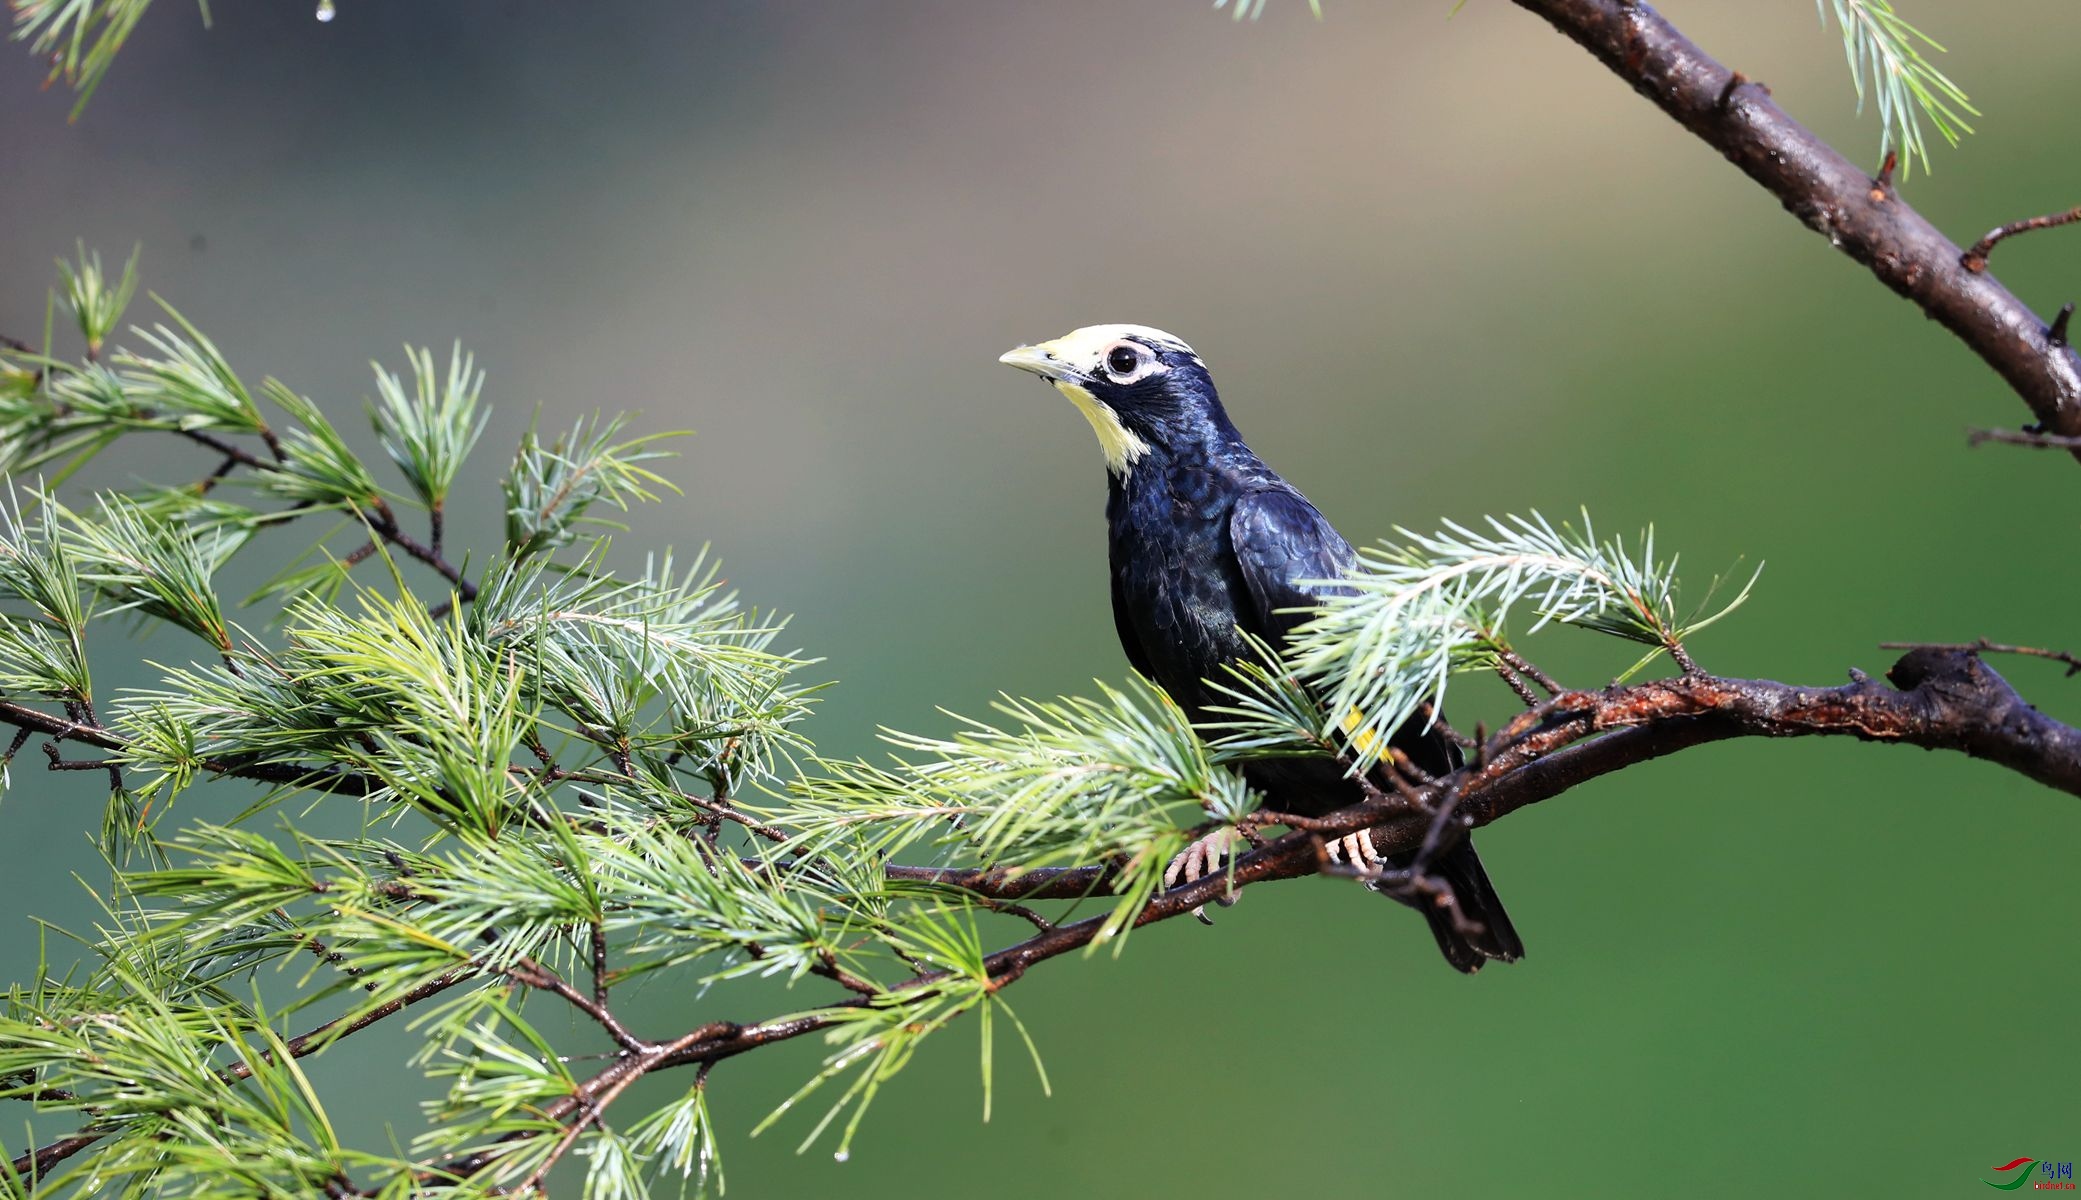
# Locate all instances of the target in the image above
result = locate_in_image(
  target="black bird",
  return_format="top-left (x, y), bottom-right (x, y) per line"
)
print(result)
top-left (999, 324), bottom-right (1522, 973)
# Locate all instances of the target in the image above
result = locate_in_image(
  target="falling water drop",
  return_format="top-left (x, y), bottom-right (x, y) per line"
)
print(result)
top-left (315, 0), bottom-right (336, 21)
top-left (832, 1150), bottom-right (850, 1163)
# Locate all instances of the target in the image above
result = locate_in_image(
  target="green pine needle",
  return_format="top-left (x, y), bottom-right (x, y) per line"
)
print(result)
top-left (1818, 0), bottom-right (1977, 177)
top-left (369, 344), bottom-right (490, 512)
top-left (54, 242), bottom-right (139, 357)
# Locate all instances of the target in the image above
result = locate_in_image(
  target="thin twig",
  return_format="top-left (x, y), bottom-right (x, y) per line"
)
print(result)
top-left (194, 454), bottom-right (242, 496)
top-left (1868, 149), bottom-right (1897, 202)
top-left (978, 898), bottom-right (1056, 932)
top-left (1249, 810), bottom-right (1350, 833)
top-left (1962, 205), bottom-right (2081, 274)
top-left (1494, 645), bottom-right (1562, 694)
top-left (507, 958), bottom-right (647, 1055)
top-left (1879, 638), bottom-right (2081, 678)
top-left (297, 927), bottom-right (365, 980)
top-left (176, 428), bottom-right (269, 471)
top-left (811, 949), bottom-right (882, 997)
top-left (369, 504), bottom-right (478, 603)
top-left (41, 742), bottom-right (111, 772)
top-left (1493, 662), bottom-right (1542, 706)
top-left (590, 921), bottom-right (610, 1007)
top-left (1967, 427), bottom-right (2081, 451)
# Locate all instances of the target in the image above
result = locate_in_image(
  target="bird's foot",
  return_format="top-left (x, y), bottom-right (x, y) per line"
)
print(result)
top-left (1163, 827), bottom-right (1246, 925)
top-left (1322, 828), bottom-right (1387, 877)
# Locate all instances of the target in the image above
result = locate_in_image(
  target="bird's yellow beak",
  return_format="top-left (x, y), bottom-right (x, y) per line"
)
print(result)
top-left (998, 341), bottom-right (1084, 384)
top-left (998, 336), bottom-right (1150, 474)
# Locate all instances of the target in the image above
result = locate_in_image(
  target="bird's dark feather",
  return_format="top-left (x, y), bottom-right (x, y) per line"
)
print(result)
top-left (1229, 485), bottom-right (1358, 645)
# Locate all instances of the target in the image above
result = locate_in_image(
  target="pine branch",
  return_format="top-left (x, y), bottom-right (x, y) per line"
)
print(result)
top-left (880, 645), bottom-right (2081, 908)
top-left (0, 696), bottom-right (384, 796)
top-left (397, 646), bottom-right (2081, 1191)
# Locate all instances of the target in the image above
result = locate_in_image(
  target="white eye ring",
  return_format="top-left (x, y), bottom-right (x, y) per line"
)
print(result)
top-left (1101, 341), bottom-right (1160, 383)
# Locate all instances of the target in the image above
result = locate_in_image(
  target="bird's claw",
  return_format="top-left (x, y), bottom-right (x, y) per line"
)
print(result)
top-left (1163, 827), bottom-right (1246, 924)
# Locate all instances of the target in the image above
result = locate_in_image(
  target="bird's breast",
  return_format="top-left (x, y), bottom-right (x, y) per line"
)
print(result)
top-left (1107, 479), bottom-right (1255, 716)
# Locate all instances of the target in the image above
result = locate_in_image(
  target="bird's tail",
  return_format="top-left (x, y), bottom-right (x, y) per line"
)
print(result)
top-left (1384, 836), bottom-right (1524, 974)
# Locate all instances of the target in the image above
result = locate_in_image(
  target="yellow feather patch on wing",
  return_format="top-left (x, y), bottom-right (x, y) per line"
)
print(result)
top-left (1340, 707), bottom-right (1381, 758)
top-left (1052, 380), bottom-right (1149, 476)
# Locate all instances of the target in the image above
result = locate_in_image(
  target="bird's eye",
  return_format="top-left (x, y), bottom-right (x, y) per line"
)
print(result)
top-left (1105, 344), bottom-right (1144, 376)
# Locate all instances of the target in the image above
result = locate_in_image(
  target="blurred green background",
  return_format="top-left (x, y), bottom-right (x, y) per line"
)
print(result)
top-left (4, 2), bottom-right (2079, 1195)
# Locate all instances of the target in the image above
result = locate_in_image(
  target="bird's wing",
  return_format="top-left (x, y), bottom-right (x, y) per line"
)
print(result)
top-left (1228, 485), bottom-right (1357, 645)
top-left (1230, 487), bottom-right (1460, 777)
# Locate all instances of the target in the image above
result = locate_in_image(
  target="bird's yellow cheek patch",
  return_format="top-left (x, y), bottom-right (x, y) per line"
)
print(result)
top-left (1052, 380), bottom-right (1149, 476)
